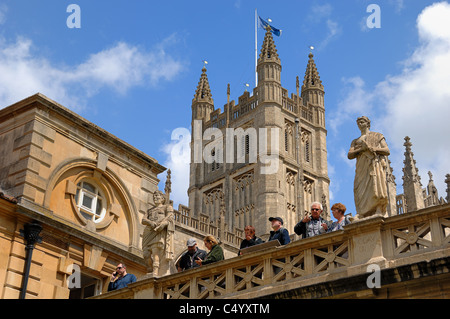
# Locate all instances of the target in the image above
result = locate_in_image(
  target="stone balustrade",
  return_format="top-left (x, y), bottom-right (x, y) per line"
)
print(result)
top-left (93, 203), bottom-right (450, 299)
top-left (174, 204), bottom-right (244, 247)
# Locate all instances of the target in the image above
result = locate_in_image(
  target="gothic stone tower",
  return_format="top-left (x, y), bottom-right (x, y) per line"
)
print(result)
top-left (188, 28), bottom-right (330, 236)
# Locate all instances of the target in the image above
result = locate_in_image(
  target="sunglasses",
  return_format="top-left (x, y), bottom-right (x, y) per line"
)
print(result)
top-left (311, 208), bottom-right (321, 211)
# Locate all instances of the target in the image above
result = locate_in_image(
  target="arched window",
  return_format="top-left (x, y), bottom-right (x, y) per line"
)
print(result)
top-left (285, 129), bottom-right (289, 152)
top-left (301, 130), bottom-right (311, 163)
top-left (245, 134), bottom-right (250, 155)
top-left (211, 149), bottom-right (220, 172)
top-left (305, 139), bottom-right (310, 163)
top-left (284, 123), bottom-right (293, 155)
top-left (75, 181), bottom-right (106, 223)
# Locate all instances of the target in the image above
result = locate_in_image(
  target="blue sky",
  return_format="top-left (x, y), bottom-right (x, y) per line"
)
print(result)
top-left (1, 0), bottom-right (449, 220)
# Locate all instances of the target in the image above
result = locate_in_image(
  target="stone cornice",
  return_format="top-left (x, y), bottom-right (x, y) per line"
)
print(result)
top-left (0, 93), bottom-right (166, 175)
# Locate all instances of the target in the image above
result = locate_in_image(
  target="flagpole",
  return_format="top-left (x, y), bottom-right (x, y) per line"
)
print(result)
top-left (255, 8), bottom-right (258, 88)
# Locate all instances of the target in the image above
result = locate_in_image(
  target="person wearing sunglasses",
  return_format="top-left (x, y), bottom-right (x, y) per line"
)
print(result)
top-left (294, 202), bottom-right (331, 239)
top-left (108, 263), bottom-right (137, 292)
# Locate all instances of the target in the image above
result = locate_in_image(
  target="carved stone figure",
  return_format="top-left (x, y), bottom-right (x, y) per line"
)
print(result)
top-left (142, 190), bottom-right (174, 277)
top-left (348, 116), bottom-right (390, 219)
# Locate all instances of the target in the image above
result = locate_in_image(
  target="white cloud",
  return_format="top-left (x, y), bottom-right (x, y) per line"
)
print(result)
top-left (329, 76), bottom-right (374, 133)
top-left (319, 19), bottom-right (342, 49)
top-left (308, 4), bottom-right (333, 21)
top-left (160, 127), bottom-right (191, 207)
top-left (339, 148), bottom-right (354, 169)
top-left (0, 4), bottom-right (7, 25)
top-left (335, 1), bottom-right (450, 199)
top-left (389, 0), bottom-right (405, 13)
top-left (0, 34), bottom-right (184, 111)
top-left (307, 4), bottom-right (342, 50)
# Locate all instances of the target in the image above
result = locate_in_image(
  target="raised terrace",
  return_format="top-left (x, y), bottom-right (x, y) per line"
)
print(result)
top-left (93, 203), bottom-right (450, 299)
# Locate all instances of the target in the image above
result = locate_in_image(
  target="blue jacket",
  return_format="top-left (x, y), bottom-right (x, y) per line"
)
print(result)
top-left (268, 227), bottom-right (291, 245)
top-left (107, 273), bottom-right (137, 291)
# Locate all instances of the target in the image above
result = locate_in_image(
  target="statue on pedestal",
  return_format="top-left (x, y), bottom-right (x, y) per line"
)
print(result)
top-left (348, 116), bottom-right (390, 219)
top-left (142, 186), bottom-right (174, 277)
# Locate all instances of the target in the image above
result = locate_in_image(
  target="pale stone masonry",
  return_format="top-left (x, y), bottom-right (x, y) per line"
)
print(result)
top-left (188, 28), bottom-right (330, 237)
top-left (1, 26), bottom-right (449, 300)
top-left (0, 93), bottom-right (166, 298)
top-left (93, 203), bottom-right (450, 300)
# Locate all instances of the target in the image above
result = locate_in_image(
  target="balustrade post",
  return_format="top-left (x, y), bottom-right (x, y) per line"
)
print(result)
top-left (263, 257), bottom-right (273, 285)
top-left (226, 268), bottom-right (234, 294)
top-left (190, 276), bottom-right (198, 298)
top-left (430, 217), bottom-right (443, 247)
top-left (304, 248), bottom-right (314, 275)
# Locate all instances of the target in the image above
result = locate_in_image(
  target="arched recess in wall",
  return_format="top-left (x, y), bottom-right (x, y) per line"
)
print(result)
top-left (43, 157), bottom-right (139, 250)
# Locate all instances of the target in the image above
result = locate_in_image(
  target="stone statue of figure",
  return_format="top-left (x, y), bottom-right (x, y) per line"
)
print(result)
top-left (348, 116), bottom-right (390, 218)
top-left (142, 190), bottom-right (174, 277)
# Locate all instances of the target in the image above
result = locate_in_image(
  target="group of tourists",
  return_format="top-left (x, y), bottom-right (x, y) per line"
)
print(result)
top-left (176, 201), bottom-right (352, 272)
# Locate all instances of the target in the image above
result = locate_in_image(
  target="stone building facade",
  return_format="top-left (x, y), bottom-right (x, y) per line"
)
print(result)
top-left (0, 93), bottom-right (242, 299)
top-left (1, 27), bottom-right (448, 301)
top-left (188, 27), bottom-right (330, 236)
top-left (0, 94), bottom-right (166, 298)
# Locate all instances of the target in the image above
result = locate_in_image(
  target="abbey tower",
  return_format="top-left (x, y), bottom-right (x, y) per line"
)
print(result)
top-left (188, 27), bottom-right (330, 236)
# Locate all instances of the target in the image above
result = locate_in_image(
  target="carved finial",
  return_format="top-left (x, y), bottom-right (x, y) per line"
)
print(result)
top-left (308, 45), bottom-right (315, 60)
top-left (428, 171), bottom-right (433, 181)
top-left (402, 136), bottom-right (421, 184)
top-left (194, 65), bottom-right (213, 102)
top-left (302, 51), bottom-right (323, 91)
top-left (445, 174), bottom-right (450, 203)
top-left (387, 159), bottom-right (397, 184)
top-left (404, 136), bottom-right (412, 152)
top-left (164, 169), bottom-right (172, 203)
top-left (321, 194), bottom-right (327, 217)
top-left (401, 136), bottom-right (425, 212)
top-left (259, 24), bottom-right (279, 62)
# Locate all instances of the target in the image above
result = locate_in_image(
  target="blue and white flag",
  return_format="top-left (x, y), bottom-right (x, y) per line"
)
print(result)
top-left (258, 16), bottom-right (282, 37)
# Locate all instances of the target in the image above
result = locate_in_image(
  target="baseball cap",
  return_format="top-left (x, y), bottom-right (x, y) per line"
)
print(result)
top-left (269, 217), bottom-right (283, 225)
top-left (186, 238), bottom-right (197, 246)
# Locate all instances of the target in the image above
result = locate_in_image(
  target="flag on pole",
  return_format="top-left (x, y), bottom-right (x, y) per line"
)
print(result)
top-left (258, 16), bottom-right (282, 37)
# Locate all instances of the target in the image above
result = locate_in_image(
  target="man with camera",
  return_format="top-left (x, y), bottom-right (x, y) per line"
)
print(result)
top-left (294, 202), bottom-right (331, 239)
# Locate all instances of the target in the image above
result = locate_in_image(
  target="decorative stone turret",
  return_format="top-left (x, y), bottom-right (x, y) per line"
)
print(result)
top-left (257, 26), bottom-right (282, 104)
top-left (187, 25), bottom-right (330, 237)
top-left (192, 66), bottom-right (215, 123)
top-left (301, 52), bottom-right (325, 127)
top-left (402, 136), bottom-right (425, 212)
top-left (301, 53), bottom-right (324, 93)
top-left (386, 159), bottom-right (398, 217)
